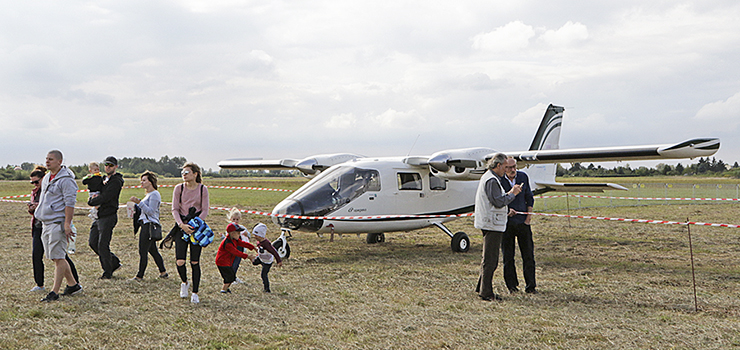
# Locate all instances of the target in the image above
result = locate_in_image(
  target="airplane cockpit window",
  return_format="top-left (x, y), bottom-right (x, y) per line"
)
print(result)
top-left (397, 172), bottom-right (422, 190)
top-left (429, 173), bottom-right (446, 191)
top-left (282, 166), bottom-right (381, 217)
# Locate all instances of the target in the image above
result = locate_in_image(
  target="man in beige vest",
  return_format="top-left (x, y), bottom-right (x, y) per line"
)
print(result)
top-left (474, 153), bottom-right (521, 301)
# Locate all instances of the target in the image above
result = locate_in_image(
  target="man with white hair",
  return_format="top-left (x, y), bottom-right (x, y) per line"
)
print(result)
top-left (474, 152), bottom-right (521, 301)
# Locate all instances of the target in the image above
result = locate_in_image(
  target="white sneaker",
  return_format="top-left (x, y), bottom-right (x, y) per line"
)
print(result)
top-left (190, 293), bottom-right (199, 304)
top-left (233, 277), bottom-right (243, 284)
top-left (29, 286), bottom-right (45, 293)
top-left (180, 283), bottom-right (189, 298)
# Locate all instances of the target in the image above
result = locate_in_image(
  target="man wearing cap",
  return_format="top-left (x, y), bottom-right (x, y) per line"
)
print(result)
top-left (215, 223), bottom-right (256, 294)
top-left (88, 156), bottom-right (124, 279)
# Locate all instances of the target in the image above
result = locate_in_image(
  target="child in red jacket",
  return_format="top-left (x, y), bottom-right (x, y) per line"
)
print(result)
top-left (215, 223), bottom-right (256, 293)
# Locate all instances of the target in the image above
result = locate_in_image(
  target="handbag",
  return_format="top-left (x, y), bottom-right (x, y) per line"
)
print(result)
top-left (142, 211), bottom-right (163, 241)
top-left (149, 222), bottom-right (163, 241)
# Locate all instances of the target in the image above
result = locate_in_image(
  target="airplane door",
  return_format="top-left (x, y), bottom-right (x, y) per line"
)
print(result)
top-left (394, 172), bottom-right (430, 212)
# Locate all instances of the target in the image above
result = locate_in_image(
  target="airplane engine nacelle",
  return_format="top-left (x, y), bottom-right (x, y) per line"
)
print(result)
top-left (427, 147), bottom-right (495, 181)
top-left (295, 153), bottom-right (363, 177)
top-left (429, 165), bottom-right (485, 181)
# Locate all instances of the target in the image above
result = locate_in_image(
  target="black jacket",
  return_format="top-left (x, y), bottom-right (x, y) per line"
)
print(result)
top-left (88, 172), bottom-right (124, 218)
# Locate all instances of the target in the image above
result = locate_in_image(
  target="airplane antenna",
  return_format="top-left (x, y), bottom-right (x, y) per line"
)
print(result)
top-left (407, 134), bottom-right (421, 156)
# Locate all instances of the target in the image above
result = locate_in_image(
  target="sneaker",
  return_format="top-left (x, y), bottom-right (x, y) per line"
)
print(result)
top-left (480, 293), bottom-right (502, 301)
top-left (159, 273), bottom-right (169, 279)
top-left (233, 277), bottom-right (243, 284)
top-left (219, 289), bottom-right (231, 294)
top-left (264, 288), bottom-right (271, 293)
top-left (180, 283), bottom-right (189, 298)
top-left (99, 274), bottom-right (112, 280)
top-left (130, 277), bottom-right (143, 282)
top-left (61, 284), bottom-right (83, 296)
top-left (41, 291), bottom-right (59, 302)
top-left (191, 293), bottom-right (199, 304)
top-left (29, 286), bottom-right (45, 293)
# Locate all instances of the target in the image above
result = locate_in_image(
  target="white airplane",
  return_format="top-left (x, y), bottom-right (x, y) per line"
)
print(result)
top-left (219, 105), bottom-right (720, 253)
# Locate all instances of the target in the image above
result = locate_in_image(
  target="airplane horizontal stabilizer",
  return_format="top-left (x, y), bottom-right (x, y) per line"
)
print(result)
top-left (533, 181), bottom-right (628, 195)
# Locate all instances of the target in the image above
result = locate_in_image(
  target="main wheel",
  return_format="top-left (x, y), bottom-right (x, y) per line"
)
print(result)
top-left (451, 232), bottom-right (470, 252)
top-left (272, 238), bottom-right (291, 259)
top-left (366, 232), bottom-right (385, 244)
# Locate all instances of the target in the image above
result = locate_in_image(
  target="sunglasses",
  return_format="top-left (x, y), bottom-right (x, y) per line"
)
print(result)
top-left (30, 180), bottom-right (40, 185)
top-left (105, 163), bottom-right (116, 167)
top-left (181, 170), bottom-right (192, 176)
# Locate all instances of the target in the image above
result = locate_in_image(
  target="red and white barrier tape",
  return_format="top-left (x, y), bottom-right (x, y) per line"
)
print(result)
top-left (514, 211), bottom-right (740, 228)
top-left (537, 194), bottom-right (740, 201)
top-left (5, 197), bottom-right (738, 229)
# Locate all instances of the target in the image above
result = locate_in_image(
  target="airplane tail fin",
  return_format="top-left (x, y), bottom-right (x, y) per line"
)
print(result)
top-left (525, 104), bottom-right (563, 193)
top-left (529, 104), bottom-right (564, 151)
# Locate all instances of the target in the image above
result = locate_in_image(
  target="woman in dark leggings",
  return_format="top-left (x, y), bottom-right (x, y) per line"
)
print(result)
top-left (171, 162), bottom-right (209, 304)
top-left (28, 166), bottom-right (79, 293)
top-left (130, 171), bottom-right (168, 281)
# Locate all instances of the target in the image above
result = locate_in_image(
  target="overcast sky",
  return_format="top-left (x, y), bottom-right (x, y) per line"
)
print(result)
top-left (2, 1), bottom-right (739, 171)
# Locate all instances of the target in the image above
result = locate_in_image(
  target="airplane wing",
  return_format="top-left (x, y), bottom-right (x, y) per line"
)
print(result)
top-left (218, 153), bottom-right (363, 176)
top-left (503, 138), bottom-right (720, 164)
top-left (218, 158), bottom-right (299, 171)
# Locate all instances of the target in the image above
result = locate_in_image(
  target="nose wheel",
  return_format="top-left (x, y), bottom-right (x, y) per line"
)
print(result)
top-left (366, 232), bottom-right (385, 244)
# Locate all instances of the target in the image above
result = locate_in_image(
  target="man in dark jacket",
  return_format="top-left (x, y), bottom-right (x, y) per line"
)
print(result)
top-left (88, 156), bottom-right (124, 279)
top-left (500, 158), bottom-right (537, 294)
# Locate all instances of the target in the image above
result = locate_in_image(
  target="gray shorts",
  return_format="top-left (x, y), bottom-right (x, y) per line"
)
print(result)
top-left (42, 222), bottom-right (68, 260)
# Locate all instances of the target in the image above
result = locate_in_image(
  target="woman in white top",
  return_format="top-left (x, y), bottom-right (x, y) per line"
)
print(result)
top-left (130, 171), bottom-right (168, 281)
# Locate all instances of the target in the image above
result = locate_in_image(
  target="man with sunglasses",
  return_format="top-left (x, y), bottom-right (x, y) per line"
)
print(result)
top-left (88, 156), bottom-right (124, 279)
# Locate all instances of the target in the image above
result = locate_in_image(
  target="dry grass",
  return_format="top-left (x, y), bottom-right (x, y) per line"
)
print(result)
top-left (1, 178), bottom-right (739, 349)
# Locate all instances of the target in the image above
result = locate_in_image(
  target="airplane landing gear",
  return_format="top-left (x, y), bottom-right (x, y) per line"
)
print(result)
top-left (433, 222), bottom-right (470, 253)
top-left (451, 231), bottom-right (470, 253)
top-left (273, 228), bottom-right (291, 259)
top-left (366, 232), bottom-right (385, 244)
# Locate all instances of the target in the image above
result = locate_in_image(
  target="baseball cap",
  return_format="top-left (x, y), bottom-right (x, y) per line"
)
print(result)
top-left (226, 223), bottom-right (245, 233)
top-left (252, 223), bottom-right (267, 238)
top-left (104, 156), bottom-right (118, 166)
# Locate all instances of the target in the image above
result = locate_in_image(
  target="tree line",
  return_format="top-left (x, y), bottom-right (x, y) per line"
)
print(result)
top-left (558, 157), bottom-right (740, 178)
top-left (2, 156), bottom-right (739, 181)
top-left (1, 156), bottom-right (300, 180)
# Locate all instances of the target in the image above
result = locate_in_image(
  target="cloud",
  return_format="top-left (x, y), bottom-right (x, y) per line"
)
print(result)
top-left (372, 109), bottom-right (423, 128)
top-left (471, 21), bottom-right (535, 53)
top-left (539, 21), bottom-right (589, 47)
top-left (512, 103), bottom-right (551, 127)
top-left (325, 113), bottom-right (356, 129)
top-left (694, 92), bottom-right (740, 130)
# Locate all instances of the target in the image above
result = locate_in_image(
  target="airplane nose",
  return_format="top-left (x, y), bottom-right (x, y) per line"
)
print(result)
top-left (272, 198), bottom-right (323, 232)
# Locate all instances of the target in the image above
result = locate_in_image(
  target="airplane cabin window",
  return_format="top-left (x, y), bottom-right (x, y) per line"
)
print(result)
top-left (429, 173), bottom-right (447, 191)
top-left (397, 172), bottom-right (422, 190)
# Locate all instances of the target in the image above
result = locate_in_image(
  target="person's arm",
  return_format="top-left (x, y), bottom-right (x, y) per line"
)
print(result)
top-left (236, 239), bottom-right (256, 251)
top-left (62, 178), bottom-right (78, 240)
top-left (198, 185), bottom-right (209, 219)
top-left (225, 240), bottom-right (252, 259)
top-left (171, 184), bottom-right (184, 225)
top-left (485, 177), bottom-right (516, 208)
top-left (138, 192), bottom-right (160, 221)
top-left (263, 241), bottom-right (282, 265)
top-left (87, 176), bottom-right (122, 206)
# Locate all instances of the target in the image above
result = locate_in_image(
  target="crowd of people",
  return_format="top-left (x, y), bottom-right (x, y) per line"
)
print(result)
top-left (29, 148), bottom-right (535, 304)
top-left (29, 150), bottom-right (282, 304)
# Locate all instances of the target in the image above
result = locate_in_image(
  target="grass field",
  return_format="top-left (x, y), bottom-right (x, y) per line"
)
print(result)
top-left (1, 177), bottom-right (739, 349)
